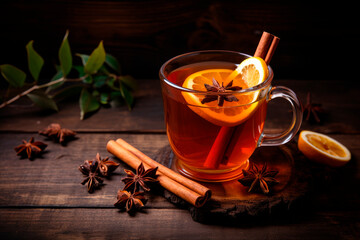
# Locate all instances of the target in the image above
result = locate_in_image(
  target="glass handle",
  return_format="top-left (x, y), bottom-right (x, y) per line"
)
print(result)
top-left (260, 86), bottom-right (303, 146)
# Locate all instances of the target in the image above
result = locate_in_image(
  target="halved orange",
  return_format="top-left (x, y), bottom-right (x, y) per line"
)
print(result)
top-left (298, 130), bottom-right (351, 167)
top-left (182, 57), bottom-right (268, 126)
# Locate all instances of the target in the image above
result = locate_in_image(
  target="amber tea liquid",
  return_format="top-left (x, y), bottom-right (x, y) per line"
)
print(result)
top-left (162, 61), bottom-right (268, 181)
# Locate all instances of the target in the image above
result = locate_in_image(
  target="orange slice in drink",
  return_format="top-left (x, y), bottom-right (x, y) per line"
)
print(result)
top-left (298, 130), bottom-right (351, 167)
top-left (182, 57), bottom-right (269, 126)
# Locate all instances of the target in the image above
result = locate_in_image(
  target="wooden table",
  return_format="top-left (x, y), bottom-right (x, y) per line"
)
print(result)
top-left (0, 79), bottom-right (359, 239)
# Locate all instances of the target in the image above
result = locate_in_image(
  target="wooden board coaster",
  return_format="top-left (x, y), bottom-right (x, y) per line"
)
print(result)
top-left (153, 142), bottom-right (315, 223)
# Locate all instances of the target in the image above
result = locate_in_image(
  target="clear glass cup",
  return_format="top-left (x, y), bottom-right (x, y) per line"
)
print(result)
top-left (160, 50), bottom-right (302, 182)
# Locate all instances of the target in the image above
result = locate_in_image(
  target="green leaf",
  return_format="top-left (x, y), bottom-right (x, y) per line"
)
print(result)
top-left (73, 64), bottom-right (92, 83)
top-left (92, 90), bottom-right (100, 97)
top-left (93, 75), bottom-right (108, 88)
top-left (58, 30), bottom-right (72, 77)
top-left (105, 54), bottom-right (121, 74)
top-left (79, 88), bottom-right (100, 120)
top-left (46, 70), bottom-right (64, 92)
top-left (119, 75), bottom-right (137, 90)
top-left (27, 90), bottom-right (59, 111)
top-left (84, 41), bottom-right (106, 74)
top-left (26, 40), bottom-right (44, 81)
top-left (120, 83), bottom-right (134, 110)
top-left (106, 75), bottom-right (117, 89)
top-left (0, 64), bottom-right (26, 88)
top-left (110, 91), bottom-right (123, 108)
top-left (100, 92), bottom-right (109, 104)
top-left (76, 54), bottom-right (89, 66)
top-left (83, 75), bottom-right (93, 84)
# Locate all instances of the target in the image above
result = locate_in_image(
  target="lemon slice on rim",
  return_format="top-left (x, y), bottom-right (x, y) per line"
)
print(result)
top-left (298, 130), bottom-right (351, 167)
top-left (182, 57), bottom-right (269, 126)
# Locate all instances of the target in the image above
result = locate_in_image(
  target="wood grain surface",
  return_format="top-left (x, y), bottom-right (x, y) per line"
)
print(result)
top-left (0, 76), bottom-right (359, 239)
top-left (1, 0), bottom-right (360, 238)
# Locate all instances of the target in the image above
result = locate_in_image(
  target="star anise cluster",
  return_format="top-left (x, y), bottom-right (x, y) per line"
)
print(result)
top-left (92, 153), bottom-right (120, 177)
top-left (14, 137), bottom-right (47, 160)
top-left (238, 162), bottom-right (279, 195)
top-left (201, 78), bottom-right (242, 107)
top-left (303, 92), bottom-right (325, 123)
top-left (114, 190), bottom-right (147, 214)
top-left (14, 123), bottom-right (75, 160)
top-left (79, 153), bottom-right (119, 193)
top-left (79, 160), bottom-right (104, 193)
top-left (39, 123), bottom-right (76, 144)
top-left (114, 163), bottom-right (158, 214)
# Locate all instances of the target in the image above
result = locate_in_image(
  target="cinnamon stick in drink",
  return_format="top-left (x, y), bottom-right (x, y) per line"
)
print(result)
top-left (203, 31), bottom-right (280, 169)
top-left (106, 140), bottom-right (211, 207)
top-left (254, 32), bottom-right (274, 61)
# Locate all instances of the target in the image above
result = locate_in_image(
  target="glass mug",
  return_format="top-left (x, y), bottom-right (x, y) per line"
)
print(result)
top-left (160, 50), bottom-right (302, 182)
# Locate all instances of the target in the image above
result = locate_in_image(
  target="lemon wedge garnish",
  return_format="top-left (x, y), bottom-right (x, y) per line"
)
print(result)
top-left (298, 130), bottom-right (351, 167)
top-left (182, 57), bottom-right (268, 126)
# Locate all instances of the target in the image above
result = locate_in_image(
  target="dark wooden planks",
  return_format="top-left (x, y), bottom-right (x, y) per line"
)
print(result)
top-left (0, 75), bottom-right (359, 238)
top-left (1, 131), bottom-right (359, 211)
top-left (0, 208), bottom-right (359, 239)
top-left (0, 133), bottom-right (171, 208)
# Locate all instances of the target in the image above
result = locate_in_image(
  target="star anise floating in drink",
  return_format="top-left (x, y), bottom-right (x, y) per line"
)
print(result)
top-left (14, 137), bottom-right (47, 160)
top-left (39, 123), bottom-right (76, 144)
top-left (114, 163), bottom-right (159, 214)
top-left (202, 79), bottom-right (242, 107)
top-left (79, 160), bottom-right (104, 193)
top-left (303, 92), bottom-right (325, 123)
top-left (238, 162), bottom-right (279, 194)
top-left (114, 190), bottom-right (147, 214)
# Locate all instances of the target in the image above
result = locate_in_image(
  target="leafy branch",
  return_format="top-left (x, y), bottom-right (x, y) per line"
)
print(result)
top-left (0, 30), bottom-right (136, 119)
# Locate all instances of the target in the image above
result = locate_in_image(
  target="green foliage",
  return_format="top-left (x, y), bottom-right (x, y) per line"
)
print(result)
top-left (0, 64), bottom-right (26, 88)
top-left (0, 31), bottom-right (136, 119)
top-left (79, 88), bottom-right (100, 120)
top-left (26, 40), bottom-right (44, 81)
top-left (105, 54), bottom-right (121, 74)
top-left (120, 82), bottom-right (134, 111)
top-left (58, 30), bottom-right (72, 77)
top-left (27, 90), bottom-right (59, 112)
top-left (84, 41), bottom-right (105, 75)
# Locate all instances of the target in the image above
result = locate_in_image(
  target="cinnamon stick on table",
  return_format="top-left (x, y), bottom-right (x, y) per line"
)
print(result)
top-left (115, 138), bottom-right (210, 198)
top-left (107, 139), bottom-right (212, 208)
top-left (203, 32), bottom-right (280, 169)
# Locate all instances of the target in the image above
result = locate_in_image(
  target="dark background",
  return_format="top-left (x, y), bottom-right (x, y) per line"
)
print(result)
top-left (1, 0), bottom-right (359, 81)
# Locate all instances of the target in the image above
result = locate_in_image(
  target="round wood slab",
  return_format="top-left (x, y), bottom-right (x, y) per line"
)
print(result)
top-left (153, 142), bottom-right (315, 223)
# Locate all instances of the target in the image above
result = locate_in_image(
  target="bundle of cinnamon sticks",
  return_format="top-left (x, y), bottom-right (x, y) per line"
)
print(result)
top-left (107, 139), bottom-right (212, 208)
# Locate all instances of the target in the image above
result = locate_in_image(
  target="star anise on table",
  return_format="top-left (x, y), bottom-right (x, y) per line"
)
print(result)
top-left (201, 78), bottom-right (242, 107)
top-left (303, 92), bottom-right (325, 123)
top-left (114, 190), bottom-right (147, 213)
top-left (238, 162), bottom-right (279, 195)
top-left (39, 123), bottom-right (76, 144)
top-left (122, 163), bottom-right (159, 192)
top-left (81, 153), bottom-right (119, 177)
top-left (14, 137), bottom-right (47, 160)
top-left (79, 160), bottom-right (104, 193)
